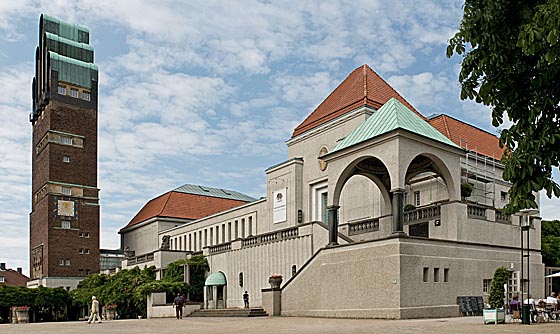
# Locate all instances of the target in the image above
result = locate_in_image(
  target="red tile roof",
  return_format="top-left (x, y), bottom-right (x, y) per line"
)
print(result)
top-left (428, 114), bottom-right (505, 159)
top-left (292, 64), bottom-right (424, 138)
top-left (0, 268), bottom-right (29, 287)
top-left (122, 191), bottom-right (251, 230)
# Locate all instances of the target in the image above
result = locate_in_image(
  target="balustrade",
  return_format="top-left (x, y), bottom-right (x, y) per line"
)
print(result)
top-left (467, 204), bottom-right (486, 219)
top-left (404, 205), bottom-right (441, 224)
top-left (348, 218), bottom-right (380, 235)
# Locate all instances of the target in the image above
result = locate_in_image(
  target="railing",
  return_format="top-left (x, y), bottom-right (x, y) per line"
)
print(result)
top-left (241, 227), bottom-right (299, 248)
top-left (208, 242), bottom-right (232, 254)
top-left (127, 252), bottom-right (154, 266)
top-left (495, 210), bottom-right (511, 224)
top-left (467, 204), bottom-right (487, 219)
top-left (404, 205), bottom-right (441, 224)
top-left (348, 218), bottom-right (380, 235)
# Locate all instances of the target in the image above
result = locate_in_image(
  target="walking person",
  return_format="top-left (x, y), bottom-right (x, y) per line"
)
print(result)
top-left (243, 291), bottom-right (250, 308)
top-left (174, 293), bottom-right (184, 319)
top-left (87, 296), bottom-right (102, 324)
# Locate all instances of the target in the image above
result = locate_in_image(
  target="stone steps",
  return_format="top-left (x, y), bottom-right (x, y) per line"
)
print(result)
top-left (188, 307), bottom-right (268, 317)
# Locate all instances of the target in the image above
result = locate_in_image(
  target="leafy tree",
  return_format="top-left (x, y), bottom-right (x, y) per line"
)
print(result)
top-left (488, 266), bottom-right (511, 309)
top-left (186, 255), bottom-right (209, 302)
top-left (448, 0), bottom-right (560, 212)
top-left (542, 219), bottom-right (560, 266)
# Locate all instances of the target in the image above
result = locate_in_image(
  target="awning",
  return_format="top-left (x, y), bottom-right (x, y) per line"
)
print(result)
top-left (545, 272), bottom-right (560, 278)
top-left (205, 272), bottom-right (226, 286)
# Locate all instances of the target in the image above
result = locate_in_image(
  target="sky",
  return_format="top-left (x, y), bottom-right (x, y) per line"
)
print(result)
top-left (0, 0), bottom-right (558, 276)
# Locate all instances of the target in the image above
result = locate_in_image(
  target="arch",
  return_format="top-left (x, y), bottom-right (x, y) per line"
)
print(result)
top-left (204, 271), bottom-right (227, 309)
top-left (403, 153), bottom-right (458, 202)
top-left (205, 271), bottom-right (227, 286)
top-left (332, 156), bottom-right (392, 214)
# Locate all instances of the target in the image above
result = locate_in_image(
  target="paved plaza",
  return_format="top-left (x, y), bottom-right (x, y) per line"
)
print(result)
top-left (0, 316), bottom-right (559, 334)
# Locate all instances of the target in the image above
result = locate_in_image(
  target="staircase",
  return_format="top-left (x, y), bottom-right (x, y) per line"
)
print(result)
top-left (189, 307), bottom-right (268, 317)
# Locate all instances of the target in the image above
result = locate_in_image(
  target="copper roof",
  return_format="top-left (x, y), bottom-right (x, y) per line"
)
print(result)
top-left (122, 185), bottom-right (255, 230)
top-left (292, 64), bottom-right (423, 138)
top-left (428, 114), bottom-right (505, 159)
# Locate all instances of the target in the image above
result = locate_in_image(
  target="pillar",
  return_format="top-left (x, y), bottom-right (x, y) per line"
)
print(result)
top-left (328, 205), bottom-right (340, 246)
top-left (392, 189), bottom-right (404, 234)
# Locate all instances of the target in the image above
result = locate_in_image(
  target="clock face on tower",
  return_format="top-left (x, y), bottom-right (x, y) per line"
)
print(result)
top-left (57, 200), bottom-right (75, 217)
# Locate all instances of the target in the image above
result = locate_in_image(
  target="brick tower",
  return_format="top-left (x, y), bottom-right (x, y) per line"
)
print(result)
top-left (28, 14), bottom-right (99, 289)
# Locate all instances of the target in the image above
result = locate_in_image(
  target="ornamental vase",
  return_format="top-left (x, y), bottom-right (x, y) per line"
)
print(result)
top-left (268, 277), bottom-right (283, 289)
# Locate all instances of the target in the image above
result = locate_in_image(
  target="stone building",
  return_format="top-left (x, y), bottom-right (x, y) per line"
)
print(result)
top-left (120, 64), bottom-right (543, 318)
top-left (28, 14), bottom-right (100, 290)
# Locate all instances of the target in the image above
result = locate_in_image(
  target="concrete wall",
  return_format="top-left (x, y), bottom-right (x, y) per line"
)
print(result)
top-left (281, 236), bottom-right (544, 319)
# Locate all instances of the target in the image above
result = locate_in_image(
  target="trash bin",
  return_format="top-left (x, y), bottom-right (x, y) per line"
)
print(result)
top-left (521, 305), bottom-right (531, 324)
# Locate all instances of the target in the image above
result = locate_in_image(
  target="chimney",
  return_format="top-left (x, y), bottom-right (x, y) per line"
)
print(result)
top-left (0, 263), bottom-right (5, 270)
top-left (17, 267), bottom-right (22, 274)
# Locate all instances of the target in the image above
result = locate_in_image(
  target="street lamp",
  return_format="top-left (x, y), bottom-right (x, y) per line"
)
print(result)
top-left (519, 208), bottom-right (538, 325)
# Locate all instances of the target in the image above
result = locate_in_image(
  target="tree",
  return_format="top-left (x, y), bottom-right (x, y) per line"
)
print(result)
top-left (447, 0), bottom-right (560, 212)
top-left (488, 266), bottom-right (511, 309)
top-left (541, 219), bottom-right (560, 266)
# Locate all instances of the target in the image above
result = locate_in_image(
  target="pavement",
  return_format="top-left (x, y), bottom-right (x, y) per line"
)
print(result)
top-left (0, 316), bottom-right (559, 334)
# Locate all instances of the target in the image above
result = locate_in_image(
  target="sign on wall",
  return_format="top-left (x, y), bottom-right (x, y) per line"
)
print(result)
top-left (273, 188), bottom-right (287, 223)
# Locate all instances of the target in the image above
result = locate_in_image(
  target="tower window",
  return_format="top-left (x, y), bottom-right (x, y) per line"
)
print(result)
top-left (61, 187), bottom-right (71, 195)
top-left (59, 259), bottom-right (64, 266)
top-left (58, 85), bottom-right (66, 95)
top-left (63, 155), bottom-right (70, 163)
top-left (82, 91), bottom-right (91, 101)
top-left (60, 136), bottom-right (73, 145)
top-left (85, 249), bottom-right (90, 254)
top-left (79, 248), bottom-right (84, 254)
top-left (65, 259), bottom-right (71, 266)
top-left (61, 221), bottom-right (71, 229)
top-left (70, 88), bottom-right (79, 98)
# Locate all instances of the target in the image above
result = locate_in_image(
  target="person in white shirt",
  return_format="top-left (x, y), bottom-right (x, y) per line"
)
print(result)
top-left (546, 292), bottom-right (558, 304)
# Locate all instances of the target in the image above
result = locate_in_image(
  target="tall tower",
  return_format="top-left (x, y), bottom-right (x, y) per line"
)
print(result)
top-left (28, 14), bottom-right (99, 289)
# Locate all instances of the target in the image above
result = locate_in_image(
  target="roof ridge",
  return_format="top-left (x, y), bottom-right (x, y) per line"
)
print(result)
top-left (157, 192), bottom-right (172, 217)
top-left (363, 64), bottom-right (368, 104)
top-left (442, 114), bottom-right (452, 139)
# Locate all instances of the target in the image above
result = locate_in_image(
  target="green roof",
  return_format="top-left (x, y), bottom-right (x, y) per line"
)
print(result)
top-left (205, 272), bottom-right (226, 286)
top-left (45, 32), bottom-right (94, 63)
top-left (42, 14), bottom-right (89, 43)
top-left (332, 98), bottom-right (459, 153)
top-left (173, 184), bottom-right (256, 202)
top-left (49, 51), bottom-right (98, 88)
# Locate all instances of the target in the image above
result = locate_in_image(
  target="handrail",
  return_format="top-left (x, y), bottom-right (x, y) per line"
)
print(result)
top-left (404, 205), bottom-right (441, 224)
top-left (348, 218), bottom-right (379, 235)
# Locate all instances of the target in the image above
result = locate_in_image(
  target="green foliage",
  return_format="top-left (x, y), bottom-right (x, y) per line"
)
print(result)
top-left (163, 259), bottom-right (187, 282)
top-left (404, 204), bottom-right (416, 212)
top-left (461, 182), bottom-right (473, 199)
top-left (542, 220), bottom-right (560, 266)
top-left (488, 267), bottom-right (511, 309)
top-left (186, 255), bottom-right (209, 302)
top-left (448, 0), bottom-right (560, 212)
top-left (0, 285), bottom-right (72, 322)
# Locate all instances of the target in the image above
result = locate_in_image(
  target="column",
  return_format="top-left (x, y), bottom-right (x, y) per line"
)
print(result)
top-left (328, 205), bottom-right (340, 246)
top-left (392, 189), bottom-right (404, 234)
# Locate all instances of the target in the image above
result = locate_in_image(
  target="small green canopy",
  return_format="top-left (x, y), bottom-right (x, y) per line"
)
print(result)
top-left (205, 272), bottom-right (226, 286)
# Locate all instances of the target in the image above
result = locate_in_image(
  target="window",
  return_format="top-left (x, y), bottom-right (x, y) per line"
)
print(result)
top-left (0, 276), bottom-right (5, 283)
top-left (193, 233), bottom-right (197, 251)
top-left (82, 90), bottom-right (91, 101)
top-left (86, 269), bottom-right (90, 275)
top-left (241, 219), bottom-right (245, 238)
top-left (228, 222), bottom-right (232, 241)
top-left (189, 234), bottom-right (192, 250)
top-left (204, 229), bottom-right (208, 247)
top-left (501, 191), bottom-right (508, 201)
top-left (61, 187), bottom-right (71, 195)
top-left (65, 259), bottom-right (71, 266)
top-left (222, 224), bottom-right (225, 241)
top-left (58, 85), bottom-right (66, 95)
top-left (79, 248), bottom-right (84, 254)
top-left (414, 191), bottom-right (421, 206)
top-left (85, 232), bottom-right (90, 238)
top-left (235, 220), bottom-right (239, 239)
top-left (248, 217), bottom-right (253, 236)
top-left (63, 155), bottom-right (70, 163)
top-left (209, 228), bottom-right (213, 246)
top-left (312, 181), bottom-right (328, 223)
top-left (85, 249), bottom-right (90, 254)
top-left (239, 272), bottom-right (244, 287)
top-left (179, 236), bottom-right (182, 250)
top-left (70, 88), bottom-right (79, 98)
top-left (444, 268), bottom-right (449, 282)
top-left (59, 259), bottom-right (65, 266)
top-left (483, 279), bottom-right (492, 292)
top-left (292, 265), bottom-right (297, 277)
top-left (423, 267), bottom-right (429, 282)
top-left (61, 220), bottom-right (71, 229)
top-left (434, 268), bottom-right (440, 282)
top-left (60, 136), bottom-right (73, 145)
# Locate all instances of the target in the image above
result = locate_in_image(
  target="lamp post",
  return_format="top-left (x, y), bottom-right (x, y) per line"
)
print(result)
top-left (519, 208), bottom-right (538, 325)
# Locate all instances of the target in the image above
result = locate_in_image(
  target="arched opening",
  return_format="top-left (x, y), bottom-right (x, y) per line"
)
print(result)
top-left (204, 271), bottom-right (227, 309)
top-left (403, 154), bottom-right (455, 238)
top-left (331, 157), bottom-right (392, 243)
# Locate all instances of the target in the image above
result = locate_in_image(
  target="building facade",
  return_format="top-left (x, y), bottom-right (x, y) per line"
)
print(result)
top-left (0, 263), bottom-right (28, 287)
top-left (28, 14), bottom-right (100, 290)
top-left (121, 65), bottom-right (544, 318)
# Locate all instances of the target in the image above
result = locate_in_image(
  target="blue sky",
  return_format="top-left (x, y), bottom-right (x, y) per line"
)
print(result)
top-left (1, 0), bottom-right (558, 275)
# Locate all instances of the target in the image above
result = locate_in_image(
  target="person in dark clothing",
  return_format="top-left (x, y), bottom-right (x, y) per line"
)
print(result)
top-left (243, 291), bottom-right (249, 308)
top-left (174, 293), bottom-right (184, 319)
